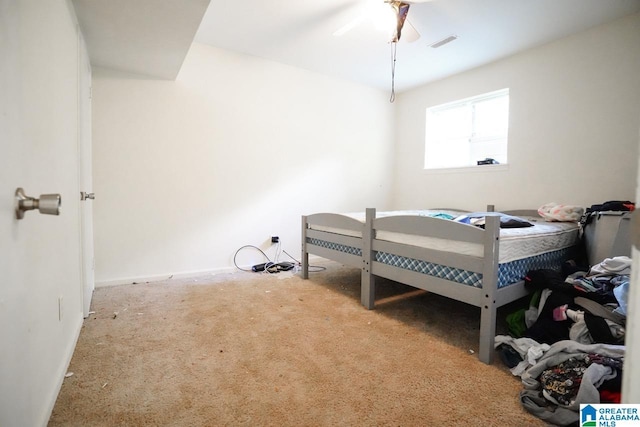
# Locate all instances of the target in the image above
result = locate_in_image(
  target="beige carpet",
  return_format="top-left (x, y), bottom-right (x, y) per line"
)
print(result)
top-left (49, 262), bottom-right (544, 426)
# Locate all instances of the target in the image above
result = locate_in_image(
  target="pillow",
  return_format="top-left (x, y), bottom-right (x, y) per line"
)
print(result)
top-left (537, 203), bottom-right (584, 222)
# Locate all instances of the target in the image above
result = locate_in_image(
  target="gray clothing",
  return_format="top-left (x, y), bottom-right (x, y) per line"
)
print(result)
top-left (520, 340), bottom-right (624, 426)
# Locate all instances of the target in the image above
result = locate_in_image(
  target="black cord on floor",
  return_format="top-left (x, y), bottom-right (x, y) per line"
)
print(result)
top-left (233, 245), bottom-right (269, 272)
top-left (233, 244), bottom-right (326, 273)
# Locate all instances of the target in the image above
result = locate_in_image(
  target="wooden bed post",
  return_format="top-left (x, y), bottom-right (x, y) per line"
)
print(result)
top-left (361, 208), bottom-right (376, 309)
top-left (478, 214), bottom-right (500, 364)
top-left (301, 215), bottom-right (309, 279)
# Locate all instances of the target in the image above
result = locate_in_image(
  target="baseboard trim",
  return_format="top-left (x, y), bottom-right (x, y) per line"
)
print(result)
top-left (95, 256), bottom-right (332, 288)
top-left (95, 266), bottom-right (240, 288)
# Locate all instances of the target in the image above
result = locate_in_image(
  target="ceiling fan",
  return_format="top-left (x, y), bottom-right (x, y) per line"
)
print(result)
top-left (333, 0), bottom-right (434, 44)
top-left (333, 0), bottom-right (440, 103)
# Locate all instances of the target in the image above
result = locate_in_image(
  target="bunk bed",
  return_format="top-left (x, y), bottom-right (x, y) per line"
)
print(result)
top-left (300, 207), bottom-right (580, 364)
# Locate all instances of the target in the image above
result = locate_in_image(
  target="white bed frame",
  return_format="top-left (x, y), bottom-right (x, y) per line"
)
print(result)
top-left (301, 207), bottom-right (543, 364)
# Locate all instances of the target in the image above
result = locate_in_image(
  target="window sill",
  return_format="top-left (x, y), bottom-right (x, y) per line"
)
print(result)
top-left (423, 164), bottom-right (509, 174)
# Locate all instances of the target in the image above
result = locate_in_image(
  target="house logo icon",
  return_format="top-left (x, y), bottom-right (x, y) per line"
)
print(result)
top-left (581, 404), bottom-right (597, 427)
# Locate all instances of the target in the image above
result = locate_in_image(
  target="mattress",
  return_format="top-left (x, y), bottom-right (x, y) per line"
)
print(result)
top-left (306, 210), bottom-right (580, 288)
top-left (308, 210), bottom-right (579, 263)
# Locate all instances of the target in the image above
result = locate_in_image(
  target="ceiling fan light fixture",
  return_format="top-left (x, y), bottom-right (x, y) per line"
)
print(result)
top-left (371, 2), bottom-right (397, 35)
top-left (429, 34), bottom-right (458, 48)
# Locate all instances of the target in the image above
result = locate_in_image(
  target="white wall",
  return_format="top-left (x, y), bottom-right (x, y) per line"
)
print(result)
top-left (0, 1), bottom-right (86, 425)
top-left (93, 14), bottom-right (640, 284)
top-left (392, 13), bottom-right (640, 211)
top-left (92, 43), bottom-right (394, 285)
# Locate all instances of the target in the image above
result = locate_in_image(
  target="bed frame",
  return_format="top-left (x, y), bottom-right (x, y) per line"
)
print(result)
top-left (301, 207), bottom-right (542, 364)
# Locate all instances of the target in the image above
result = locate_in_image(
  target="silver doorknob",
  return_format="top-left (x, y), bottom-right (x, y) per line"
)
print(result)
top-left (80, 192), bottom-right (95, 201)
top-left (15, 187), bottom-right (61, 220)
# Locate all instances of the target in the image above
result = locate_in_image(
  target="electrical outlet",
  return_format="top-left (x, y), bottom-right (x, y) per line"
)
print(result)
top-left (271, 236), bottom-right (279, 243)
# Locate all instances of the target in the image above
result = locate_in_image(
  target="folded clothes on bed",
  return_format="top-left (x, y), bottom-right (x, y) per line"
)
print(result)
top-left (454, 212), bottom-right (534, 228)
top-left (538, 203), bottom-right (584, 222)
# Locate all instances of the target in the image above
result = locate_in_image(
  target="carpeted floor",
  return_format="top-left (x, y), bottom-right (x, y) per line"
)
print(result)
top-left (49, 261), bottom-right (544, 426)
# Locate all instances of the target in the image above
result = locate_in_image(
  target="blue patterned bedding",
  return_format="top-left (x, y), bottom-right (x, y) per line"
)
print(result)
top-left (307, 238), bottom-right (362, 256)
top-left (306, 237), bottom-right (573, 288)
top-left (376, 247), bottom-right (572, 288)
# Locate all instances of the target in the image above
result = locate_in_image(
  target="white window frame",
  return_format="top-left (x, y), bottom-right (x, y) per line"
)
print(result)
top-left (424, 88), bottom-right (509, 171)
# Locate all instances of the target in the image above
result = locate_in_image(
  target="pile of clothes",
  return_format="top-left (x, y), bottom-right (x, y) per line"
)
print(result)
top-left (496, 256), bottom-right (630, 426)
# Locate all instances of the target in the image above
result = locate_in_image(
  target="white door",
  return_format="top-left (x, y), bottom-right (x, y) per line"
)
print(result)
top-left (78, 27), bottom-right (95, 318)
top-left (0, 1), bottom-right (86, 424)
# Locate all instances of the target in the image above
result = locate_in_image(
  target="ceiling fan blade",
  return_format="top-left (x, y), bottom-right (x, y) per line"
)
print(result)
top-left (333, 15), bottom-right (366, 37)
top-left (400, 18), bottom-right (420, 43)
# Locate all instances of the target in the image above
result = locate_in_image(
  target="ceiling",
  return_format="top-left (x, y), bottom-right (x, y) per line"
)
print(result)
top-left (75, 0), bottom-right (640, 92)
top-left (72, 0), bottom-right (210, 79)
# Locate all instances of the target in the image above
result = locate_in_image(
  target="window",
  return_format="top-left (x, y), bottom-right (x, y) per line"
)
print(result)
top-left (424, 89), bottom-right (509, 170)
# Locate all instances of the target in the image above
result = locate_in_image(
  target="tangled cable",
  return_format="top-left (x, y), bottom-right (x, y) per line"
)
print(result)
top-left (233, 243), bottom-right (326, 274)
